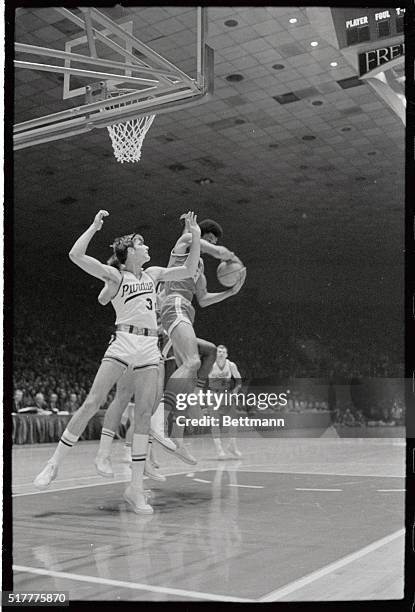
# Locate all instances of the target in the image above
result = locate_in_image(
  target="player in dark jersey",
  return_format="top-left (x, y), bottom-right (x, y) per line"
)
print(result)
top-left (159, 216), bottom-right (246, 463)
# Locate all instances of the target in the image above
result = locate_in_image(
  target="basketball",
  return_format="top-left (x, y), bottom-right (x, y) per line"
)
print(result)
top-left (216, 260), bottom-right (244, 287)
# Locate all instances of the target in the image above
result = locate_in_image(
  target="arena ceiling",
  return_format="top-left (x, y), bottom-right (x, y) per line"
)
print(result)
top-left (12, 6), bottom-right (405, 309)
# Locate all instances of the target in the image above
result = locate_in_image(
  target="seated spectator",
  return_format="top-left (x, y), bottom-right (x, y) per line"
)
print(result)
top-left (49, 393), bottom-right (60, 414)
top-left (342, 407), bottom-right (356, 427)
top-left (13, 389), bottom-right (24, 412)
top-left (354, 409), bottom-right (366, 426)
top-left (58, 389), bottom-right (68, 406)
top-left (65, 393), bottom-right (79, 414)
top-left (34, 392), bottom-right (50, 414)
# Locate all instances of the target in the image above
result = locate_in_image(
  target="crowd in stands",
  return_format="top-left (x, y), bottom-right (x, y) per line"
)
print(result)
top-left (12, 297), bottom-right (114, 413)
top-left (12, 295), bottom-right (404, 424)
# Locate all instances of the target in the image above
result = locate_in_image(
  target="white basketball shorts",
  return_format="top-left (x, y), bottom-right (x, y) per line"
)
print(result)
top-left (102, 331), bottom-right (160, 370)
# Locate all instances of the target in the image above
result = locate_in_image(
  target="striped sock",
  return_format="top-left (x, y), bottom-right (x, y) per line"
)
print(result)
top-left (98, 428), bottom-right (115, 457)
top-left (196, 378), bottom-right (206, 389)
top-left (131, 433), bottom-right (148, 488)
top-left (162, 391), bottom-right (177, 411)
top-left (51, 429), bottom-right (79, 465)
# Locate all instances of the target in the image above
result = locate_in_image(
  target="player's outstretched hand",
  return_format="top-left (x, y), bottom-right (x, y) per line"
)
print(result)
top-left (230, 267), bottom-right (247, 295)
top-left (93, 210), bottom-right (109, 231)
top-left (180, 211), bottom-right (200, 237)
top-left (186, 211), bottom-right (201, 237)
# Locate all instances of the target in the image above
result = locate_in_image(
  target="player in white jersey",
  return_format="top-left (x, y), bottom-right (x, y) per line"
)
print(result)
top-left (94, 278), bottom-right (217, 475)
top-left (93, 279), bottom-right (173, 481)
top-left (34, 209), bottom-right (201, 515)
top-left (208, 345), bottom-right (243, 459)
top-left (159, 217), bottom-right (246, 461)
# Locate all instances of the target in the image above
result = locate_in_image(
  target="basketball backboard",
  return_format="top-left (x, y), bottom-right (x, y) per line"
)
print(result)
top-left (14, 7), bottom-right (214, 150)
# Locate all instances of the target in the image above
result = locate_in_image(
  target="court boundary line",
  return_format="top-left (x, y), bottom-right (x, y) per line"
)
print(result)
top-left (12, 468), bottom-right (214, 497)
top-left (12, 565), bottom-right (255, 602)
top-left (237, 466), bottom-right (404, 478)
top-left (258, 528), bottom-right (404, 601)
top-left (13, 467), bottom-right (405, 497)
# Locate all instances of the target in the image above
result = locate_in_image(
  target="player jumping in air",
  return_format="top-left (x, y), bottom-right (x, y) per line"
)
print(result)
top-left (34, 210), bottom-right (200, 515)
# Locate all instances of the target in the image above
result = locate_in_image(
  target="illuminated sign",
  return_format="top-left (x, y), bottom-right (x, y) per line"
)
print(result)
top-left (345, 16), bottom-right (368, 28)
top-left (375, 10), bottom-right (391, 21)
top-left (345, 8), bottom-right (404, 28)
top-left (359, 43), bottom-right (405, 76)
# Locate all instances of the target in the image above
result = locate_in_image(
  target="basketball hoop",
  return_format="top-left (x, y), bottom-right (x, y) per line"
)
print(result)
top-left (103, 92), bottom-right (155, 163)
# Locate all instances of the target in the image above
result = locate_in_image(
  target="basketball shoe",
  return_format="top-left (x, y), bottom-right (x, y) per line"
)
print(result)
top-left (95, 454), bottom-right (114, 478)
top-left (174, 443), bottom-right (197, 465)
top-left (33, 461), bottom-right (58, 489)
top-left (144, 460), bottom-right (166, 482)
top-left (123, 486), bottom-right (153, 515)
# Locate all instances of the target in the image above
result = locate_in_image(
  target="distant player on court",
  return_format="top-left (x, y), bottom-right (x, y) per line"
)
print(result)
top-left (208, 344), bottom-right (243, 459)
top-left (34, 209), bottom-right (201, 515)
top-left (160, 217), bottom-right (246, 462)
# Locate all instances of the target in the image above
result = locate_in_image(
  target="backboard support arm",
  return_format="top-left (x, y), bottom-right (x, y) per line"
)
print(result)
top-left (14, 7), bottom-right (214, 151)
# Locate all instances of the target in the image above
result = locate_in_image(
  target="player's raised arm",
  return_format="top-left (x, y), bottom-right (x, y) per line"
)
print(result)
top-left (98, 282), bottom-right (112, 305)
top-left (147, 211), bottom-right (201, 283)
top-left (97, 256), bottom-right (124, 305)
top-left (69, 210), bottom-right (121, 283)
top-left (195, 267), bottom-right (246, 308)
top-left (200, 239), bottom-right (240, 262)
top-left (177, 234), bottom-right (239, 262)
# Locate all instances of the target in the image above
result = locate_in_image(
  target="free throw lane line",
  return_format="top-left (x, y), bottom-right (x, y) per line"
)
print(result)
top-left (259, 528), bottom-right (404, 602)
top-left (12, 565), bottom-right (254, 602)
top-left (228, 484), bottom-right (264, 489)
top-left (295, 488), bottom-right (342, 492)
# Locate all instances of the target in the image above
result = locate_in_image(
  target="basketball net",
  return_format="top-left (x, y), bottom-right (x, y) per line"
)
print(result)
top-left (103, 92), bottom-right (155, 163)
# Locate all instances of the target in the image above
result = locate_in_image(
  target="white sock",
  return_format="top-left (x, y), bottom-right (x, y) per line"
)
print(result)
top-left (147, 436), bottom-right (158, 462)
top-left (150, 402), bottom-right (166, 433)
top-left (50, 429), bottom-right (79, 465)
top-left (97, 428), bottom-right (115, 457)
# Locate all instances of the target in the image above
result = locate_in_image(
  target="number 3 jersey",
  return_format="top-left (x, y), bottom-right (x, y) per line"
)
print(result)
top-left (111, 270), bottom-right (157, 329)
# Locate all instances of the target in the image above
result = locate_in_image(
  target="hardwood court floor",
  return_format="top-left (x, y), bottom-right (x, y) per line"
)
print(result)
top-left (11, 435), bottom-right (405, 602)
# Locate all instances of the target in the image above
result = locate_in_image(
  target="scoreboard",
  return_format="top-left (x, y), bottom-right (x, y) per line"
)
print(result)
top-left (330, 7), bottom-right (405, 49)
top-left (329, 7), bottom-right (405, 79)
top-left (306, 7), bottom-right (405, 124)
